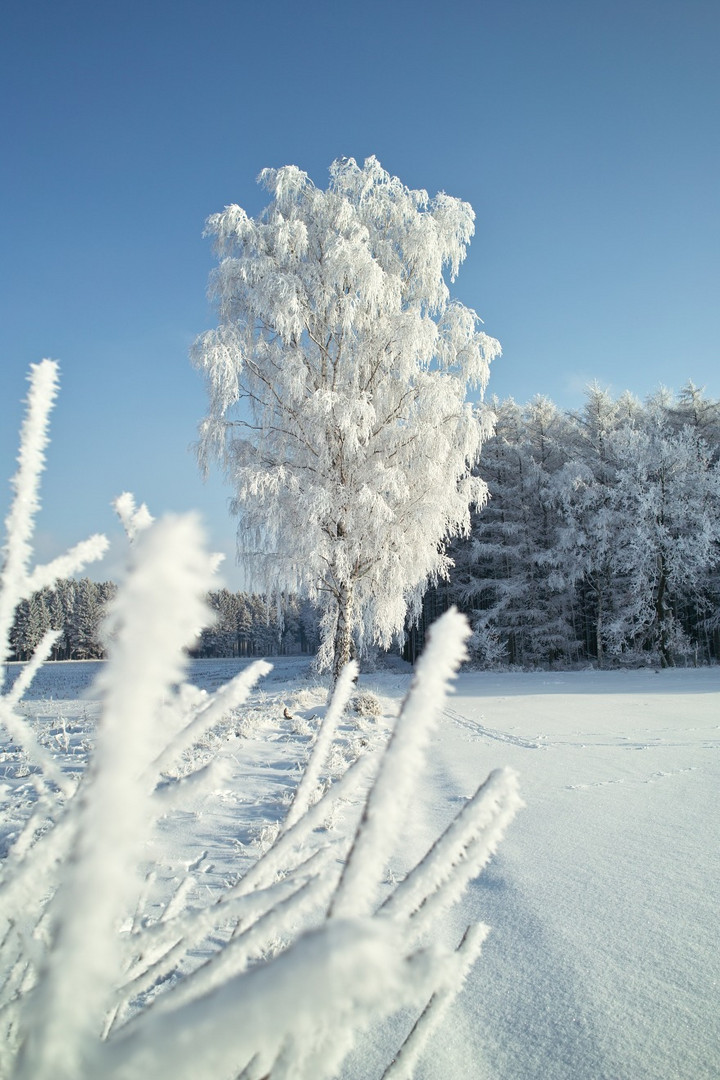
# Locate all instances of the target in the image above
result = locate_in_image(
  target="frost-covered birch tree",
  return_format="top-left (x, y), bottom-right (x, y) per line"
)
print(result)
top-left (193, 156), bottom-right (500, 679)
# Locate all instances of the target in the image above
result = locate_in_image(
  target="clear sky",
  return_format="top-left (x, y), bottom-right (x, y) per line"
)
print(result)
top-left (1, 0), bottom-right (718, 587)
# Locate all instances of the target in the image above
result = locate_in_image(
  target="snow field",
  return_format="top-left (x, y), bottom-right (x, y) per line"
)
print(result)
top-left (0, 601), bottom-right (523, 1080)
top-left (408, 668), bottom-right (720, 1079)
top-left (2, 660), bottom-right (717, 1078)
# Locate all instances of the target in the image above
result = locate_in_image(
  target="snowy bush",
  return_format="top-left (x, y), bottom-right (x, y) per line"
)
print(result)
top-left (468, 624), bottom-right (509, 669)
top-left (352, 689), bottom-right (383, 717)
top-left (0, 364), bottom-right (522, 1079)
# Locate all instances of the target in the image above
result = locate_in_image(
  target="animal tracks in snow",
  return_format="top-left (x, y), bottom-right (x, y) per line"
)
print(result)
top-left (566, 766), bottom-right (698, 791)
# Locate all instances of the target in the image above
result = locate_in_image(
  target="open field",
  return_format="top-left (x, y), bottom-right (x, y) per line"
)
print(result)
top-left (2, 659), bottom-right (718, 1078)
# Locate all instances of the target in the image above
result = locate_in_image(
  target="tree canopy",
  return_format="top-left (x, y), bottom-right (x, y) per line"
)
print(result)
top-left (193, 156), bottom-right (499, 678)
top-left (449, 383), bottom-right (720, 668)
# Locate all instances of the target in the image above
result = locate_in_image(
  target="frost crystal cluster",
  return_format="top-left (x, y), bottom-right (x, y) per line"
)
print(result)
top-left (193, 156), bottom-right (500, 678)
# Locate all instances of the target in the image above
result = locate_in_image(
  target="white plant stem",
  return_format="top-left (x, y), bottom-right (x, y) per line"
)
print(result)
top-left (382, 922), bottom-right (489, 1080)
top-left (143, 871), bottom-right (333, 1020)
top-left (26, 535), bottom-right (109, 592)
top-left (330, 607), bottom-right (471, 919)
top-left (281, 659), bottom-right (358, 833)
top-left (406, 777), bottom-right (523, 942)
top-left (119, 864), bottom-right (320, 1007)
top-left (0, 361), bottom-right (60, 675)
top-left (380, 767), bottom-right (523, 927)
top-left (0, 807), bottom-right (79, 929)
top-left (149, 660), bottom-right (273, 779)
top-left (95, 919), bottom-right (411, 1080)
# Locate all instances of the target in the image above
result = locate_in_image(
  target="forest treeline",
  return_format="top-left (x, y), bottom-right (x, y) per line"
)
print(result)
top-left (444, 382), bottom-right (720, 668)
top-left (8, 582), bottom-right (320, 662)
top-left (8, 384), bottom-right (720, 669)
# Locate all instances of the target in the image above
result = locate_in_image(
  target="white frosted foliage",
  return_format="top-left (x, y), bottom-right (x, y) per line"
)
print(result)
top-left (0, 364), bottom-right (523, 1080)
top-left (0, 360), bottom-right (108, 682)
top-left (13, 515), bottom-right (216, 1080)
top-left (193, 156), bottom-right (500, 677)
top-left (382, 922), bottom-right (490, 1080)
top-left (113, 492), bottom-right (154, 541)
top-left (282, 659), bottom-right (358, 832)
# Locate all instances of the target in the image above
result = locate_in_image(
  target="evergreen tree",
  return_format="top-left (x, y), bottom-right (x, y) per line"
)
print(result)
top-left (66, 578), bottom-right (105, 659)
top-left (452, 397), bottom-right (572, 666)
top-left (606, 402), bottom-right (720, 666)
top-left (449, 384), bottom-right (720, 669)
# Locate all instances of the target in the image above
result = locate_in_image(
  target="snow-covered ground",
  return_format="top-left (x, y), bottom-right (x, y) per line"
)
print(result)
top-left (2, 658), bottom-right (718, 1079)
top-left (402, 666), bottom-right (720, 1080)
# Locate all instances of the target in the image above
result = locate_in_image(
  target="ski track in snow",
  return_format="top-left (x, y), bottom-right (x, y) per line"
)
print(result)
top-left (443, 704), bottom-right (720, 753)
top-left (442, 706), bottom-right (545, 748)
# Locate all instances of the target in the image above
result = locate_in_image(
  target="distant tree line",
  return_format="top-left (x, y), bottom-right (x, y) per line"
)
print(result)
top-left (8, 583), bottom-right (320, 662)
top-left (441, 382), bottom-right (720, 668)
top-left (9, 579), bottom-right (117, 661)
top-left (190, 590), bottom-right (320, 658)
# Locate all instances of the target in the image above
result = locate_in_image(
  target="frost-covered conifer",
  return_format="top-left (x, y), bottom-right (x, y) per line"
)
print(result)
top-left (454, 383), bottom-right (720, 668)
top-left (451, 396), bottom-right (573, 666)
top-left (607, 401), bottom-right (720, 666)
top-left (554, 385), bottom-right (631, 667)
top-left (193, 157), bottom-right (499, 679)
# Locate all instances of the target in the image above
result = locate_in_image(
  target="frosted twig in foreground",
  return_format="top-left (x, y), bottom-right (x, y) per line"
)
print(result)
top-left (0, 631), bottom-right (76, 803)
top-left (382, 922), bottom-right (489, 1080)
top-left (150, 660), bottom-right (273, 779)
top-left (119, 874), bottom-right (307, 1006)
top-left (330, 608), bottom-right (471, 919)
top-left (142, 872), bottom-right (333, 1018)
top-left (113, 492), bottom-right (154, 541)
top-left (405, 772), bottom-right (523, 940)
top-left (12, 516), bottom-right (215, 1080)
top-left (0, 361), bottom-right (59, 670)
top-left (380, 767), bottom-right (523, 931)
top-left (234, 751), bottom-right (377, 899)
top-left (0, 361), bottom-right (107, 679)
top-left (3, 630), bottom-right (61, 710)
top-left (26, 535), bottom-right (109, 593)
top-left (282, 660), bottom-right (358, 833)
top-left (96, 920), bottom-right (425, 1080)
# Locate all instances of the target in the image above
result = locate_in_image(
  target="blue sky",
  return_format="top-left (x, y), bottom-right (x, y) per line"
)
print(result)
top-left (1, 0), bottom-right (718, 587)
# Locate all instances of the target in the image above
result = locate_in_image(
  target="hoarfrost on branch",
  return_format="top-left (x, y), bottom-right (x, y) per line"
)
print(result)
top-left (193, 156), bottom-right (500, 679)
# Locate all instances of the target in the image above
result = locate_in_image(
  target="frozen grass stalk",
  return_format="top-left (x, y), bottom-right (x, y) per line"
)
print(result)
top-left (12, 515), bottom-right (216, 1080)
top-left (330, 607), bottom-right (472, 919)
top-left (282, 659), bottom-right (358, 833)
top-left (1, 365), bottom-right (522, 1080)
top-left (0, 360), bottom-right (107, 683)
top-left (0, 360), bottom-right (60, 670)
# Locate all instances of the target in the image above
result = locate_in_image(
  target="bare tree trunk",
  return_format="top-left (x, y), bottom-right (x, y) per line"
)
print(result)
top-left (655, 554), bottom-right (674, 668)
top-left (595, 582), bottom-right (604, 669)
top-left (332, 580), bottom-right (355, 685)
